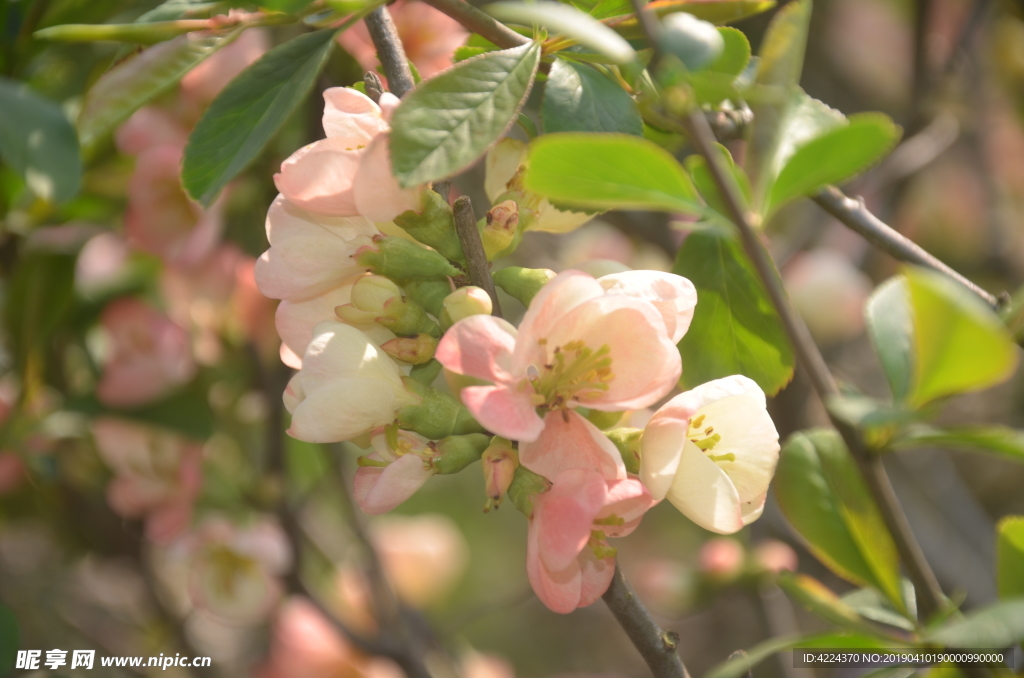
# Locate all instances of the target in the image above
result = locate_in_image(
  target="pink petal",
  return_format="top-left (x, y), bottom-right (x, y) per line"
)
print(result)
top-left (353, 453), bottom-right (434, 515)
top-left (275, 281), bottom-right (357, 362)
top-left (668, 443), bottom-right (744, 535)
top-left (526, 515), bottom-right (582, 614)
top-left (322, 87), bottom-right (388, 142)
top-left (460, 385), bottom-right (543, 442)
top-left (598, 478), bottom-right (654, 538)
top-left (577, 547), bottom-right (616, 607)
top-left (512, 270), bottom-right (604, 371)
top-left (534, 468), bottom-right (606, 571)
top-left (274, 137), bottom-right (363, 216)
top-left (352, 135), bottom-right (422, 223)
top-left (435, 314), bottom-right (518, 383)
top-left (146, 499), bottom-right (193, 545)
top-left (519, 410), bottom-right (625, 482)
top-left (598, 270), bottom-right (698, 343)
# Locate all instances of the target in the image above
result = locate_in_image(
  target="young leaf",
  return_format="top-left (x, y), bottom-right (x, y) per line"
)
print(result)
top-left (607, 0), bottom-right (776, 38)
top-left (766, 113), bottom-right (900, 215)
top-left (674, 230), bottom-right (794, 395)
top-left (389, 41), bottom-right (542, 188)
top-left (841, 585), bottom-right (917, 631)
top-left (924, 599), bottom-right (1024, 648)
top-left (892, 425), bottom-right (1024, 464)
top-left (708, 26), bottom-right (751, 76)
top-left (542, 58), bottom-right (642, 136)
top-left (907, 267), bottom-right (1018, 407)
top-left (524, 132), bottom-right (703, 213)
top-left (78, 28), bottom-right (244, 148)
top-left (865, 276), bottom-right (914, 403)
top-left (997, 516), bottom-right (1024, 599)
top-left (778, 572), bottom-right (895, 638)
top-left (487, 2), bottom-right (635, 64)
top-left (183, 28), bottom-right (338, 206)
top-left (775, 429), bottom-right (905, 611)
top-left (704, 631), bottom-right (893, 678)
top-left (0, 78), bottom-right (82, 204)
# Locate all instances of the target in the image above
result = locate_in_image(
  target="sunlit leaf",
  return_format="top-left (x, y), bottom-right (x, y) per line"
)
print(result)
top-left (778, 572), bottom-right (895, 637)
top-left (866, 276), bottom-right (915, 403)
top-left (487, 2), bottom-right (635, 64)
top-left (607, 0), bottom-right (776, 38)
top-left (924, 599), bottom-right (1024, 648)
top-left (542, 58), bottom-right (642, 135)
top-left (997, 517), bottom-right (1024, 599)
top-left (892, 425), bottom-right (1024, 464)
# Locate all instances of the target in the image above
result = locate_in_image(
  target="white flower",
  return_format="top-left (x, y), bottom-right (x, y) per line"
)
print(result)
top-left (640, 375), bottom-right (779, 534)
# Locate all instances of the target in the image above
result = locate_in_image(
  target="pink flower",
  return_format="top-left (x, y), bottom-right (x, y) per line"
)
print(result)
top-left (0, 452), bottom-right (25, 495)
top-left (435, 269), bottom-right (695, 442)
top-left (783, 248), bottom-right (870, 344)
top-left (124, 145), bottom-right (224, 265)
top-left (256, 598), bottom-right (355, 678)
top-left (698, 537), bottom-right (745, 577)
top-left (96, 298), bottom-right (197, 408)
top-left (116, 106), bottom-right (189, 157)
top-left (337, 0), bottom-right (467, 79)
top-left (93, 418), bottom-right (202, 544)
top-left (232, 258), bottom-right (282, 362)
top-left (273, 88), bottom-right (421, 223)
top-left (353, 428), bottom-right (436, 514)
top-left (527, 467), bottom-right (652, 613)
top-left (75, 232), bottom-right (130, 295)
top-left (370, 514), bottom-right (469, 607)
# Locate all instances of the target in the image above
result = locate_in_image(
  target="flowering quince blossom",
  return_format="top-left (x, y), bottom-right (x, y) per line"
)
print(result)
top-left (184, 515), bottom-right (292, 624)
top-left (283, 321), bottom-right (418, 443)
top-left (353, 428), bottom-right (436, 514)
top-left (273, 88), bottom-right (422, 223)
top-left (435, 269), bottom-right (696, 444)
top-left (640, 375), bottom-right (780, 534)
top-left (96, 298), bottom-right (197, 408)
top-left (93, 418), bottom-right (202, 545)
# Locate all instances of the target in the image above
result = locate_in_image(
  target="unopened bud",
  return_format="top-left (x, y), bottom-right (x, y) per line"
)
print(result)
top-left (699, 538), bottom-right (745, 579)
top-left (356, 235), bottom-right (461, 282)
top-left (352, 275), bottom-right (402, 315)
top-left (482, 437), bottom-right (518, 512)
top-left (481, 200), bottom-right (519, 259)
top-left (398, 378), bottom-right (485, 439)
top-left (381, 333), bottom-right (437, 365)
top-left (403, 279), bottom-right (452, 317)
top-left (507, 465), bottom-right (551, 519)
top-left (606, 428), bottom-right (643, 475)
top-left (586, 409), bottom-right (624, 430)
top-left (393, 190), bottom-right (464, 262)
top-left (493, 266), bottom-right (555, 306)
top-left (430, 433), bottom-right (490, 474)
top-left (378, 296), bottom-right (438, 336)
top-left (440, 286), bottom-right (492, 330)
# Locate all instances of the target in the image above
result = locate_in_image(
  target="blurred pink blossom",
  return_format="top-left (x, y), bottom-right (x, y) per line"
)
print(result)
top-left (783, 248), bottom-right (871, 344)
top-left (0, 453), bottom-right (25, 495)
top-left (96, 298), bottom-right (197, 408)
top-left (698, 538), bottom-right (744, 578)
top-left (75, 232), bottom-right (131, 294)
top-left (116, 106), bottom-right (189, 157)
top-left (181, 28), bottom-right (269, 109)
top-left (338, 0), bottom-right (467, 80)
top-left (353, 428), bottom-right (435, 515)
top-left (752, 539), bottom-right (798, 575)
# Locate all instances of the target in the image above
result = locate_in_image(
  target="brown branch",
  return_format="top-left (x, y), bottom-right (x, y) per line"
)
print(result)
top-left (418, 0), bottom-right (528, 49)
top-left (602, 564), bottom-right (691, 678)
top-left (812, 186), bottom-right (999, 308)
top-left (365, 7), bottom-right (416, 97)
top-left (453, 196), bottom-right (503, 318)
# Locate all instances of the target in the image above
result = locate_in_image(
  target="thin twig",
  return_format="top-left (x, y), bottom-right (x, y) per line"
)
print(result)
top-left (365, 7), bottom-right (416, 97)
top-left (628, 0), bottom-right (664, 73)
top-left (812, 186), bottom-right (999, 308)
top-left (681, 109), bottom-right (948, 621)
top-left (602, 564), bottom-right (691, 678)
top-left (418, 0), bottom-right (528, 49)
top-left (453, 196), bottom-right (503, 318)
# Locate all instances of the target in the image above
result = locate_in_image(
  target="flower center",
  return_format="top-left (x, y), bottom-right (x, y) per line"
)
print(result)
top-left (527, 339), bottom-right (615, 411)
top-left (689, 414), bottom-right (735, 463)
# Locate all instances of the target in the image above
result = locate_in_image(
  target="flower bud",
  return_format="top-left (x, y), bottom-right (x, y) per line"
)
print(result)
top-left (492, 266), bottom-right (555, 306)
top-left (440, 286), bottom-right (492, 330)
top-left (392, 190), bottom-right (464, 263)
top-left (338, 275), bottom-right (439, 337)
top-left (699, 537), bottom-right (745, 579)
top-left (481, 437), bottom-right (518, 512)
top-left (481, 200), bottom-right (519, 260)
top-left (397, 377), bottom-right (485, 439)
top-left (430, 433), bottom-right (490, 474)
top-left (507, 465), bottom-right (551, 519)
top-left (752, 539), bottom-right (798, 575)
top-left (381, 333), bottom-right (437, 365)
top-left (403, 279), bottom-right (451, 317)
top-left (352, 275), bottom-right (402, 315)
top-left (355, 235), bottom-right (461, 282)
top-left (606, 427), bottom-right (643, 475)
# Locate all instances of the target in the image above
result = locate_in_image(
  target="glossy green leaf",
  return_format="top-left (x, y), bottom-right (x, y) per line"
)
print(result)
top-left (841, 584), bottom-right (917, 632)
top-left (487, 2), bottom-right (635, 64)
top-left (776, 429), bottom-right (905, 611)
top-left (183, 28), bottom-right (337, 206)
top-left (37, 19), bottom-right (224, 43)
top-left (674, 230), bottom-right (794, 394)
top-left (0, 604), bottom-right (17, 678)
top-left (907, 267), bottom-right (1018, 407)
top-left (79, 28), bottom-right (244, 148)
top-left (0, 78), bottom-right (81, 204)
top-left (524, 132), bottom-right (703, 213)
top-left (607, 0), bottom-right (776, 38)
top-left (866, 276), bottom-right (915, 402)
top-left (705, 632), bottom-right (893, 678)
top-left (767, 114), bottom-right (900, 215)
top-left (588, 0), bottom-right (632, 20)
top-left (390, 41), bottom-right (541, 187)
top-left (779, 572), bottom-right (895, 637)
top-left (684, 142), bottom-right (751, 224)
top-left (708, 26), bottom-right (751, 76)
top-left (892, 425), bottom-right (1024, 463)
top-left (542, 58), bottom-right (642, 135)
top-left (924, 599), bottom-right (1024, 648)
top-left (997, 516), bottom-right (1024, 599)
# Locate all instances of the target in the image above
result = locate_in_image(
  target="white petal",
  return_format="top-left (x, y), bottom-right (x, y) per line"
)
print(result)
top-left (666, 441), bottom-right (744, 534)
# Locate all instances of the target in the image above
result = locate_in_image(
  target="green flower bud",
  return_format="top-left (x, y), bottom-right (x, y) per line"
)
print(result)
top-left (585, 408), bottom-right (625, 430)
top-left (356, 235), bottom-right (461, 282)
top-left (481, 200), bottom-right (519, 260)
top-left (493, 266), bottom-right (556, 306)
top-left (403, 279), bottom-right (452, 317)
top-left (378, 296), bottom-right (439, 336)
top-left (482, 437), bottom-right (519, 512)
top-left (381, 333), bottom-right (437, 364)
top-left (397, 377), bottom-right (484, 439)
top-left (409, 359), bottom-right (443, 386)
top-left (508, 465), bottom-right (551, 518)
top-left (351, 275), bottom-right (402, 315)
top-left (393, 190), bottom-right (465, 262)
top-left (606, 427), bottom-right (643, 475)
top-left (430, 433), bottom-right (491, 474)
top-left (440, 286), bottom-right (492, 331)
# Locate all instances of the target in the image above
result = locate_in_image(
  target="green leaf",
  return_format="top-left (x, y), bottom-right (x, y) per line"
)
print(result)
top-left (708, 26), bottom-right (751, 76)
top-left (542, 58), bottom-right (642, 136)
top-left (607, 0), bottom-right (776, 39)
top-left (766, 113), bottom-right (900, 215)
top-left (183, 28), bottom-right (338, 206)
top-left (487, 2), bottom-right (635, 64)
top-left (78, 28), bottom-right (244, 148)
top-left (924, 598), bottom-right (1024, 648)
top-left (907, 267), bottom-right (1018, 407)
top-left (36, 19), bottom-right (226, 44)
top-left (135, 0), bottom-right (222, 23)
top-left (0, 78), bottom-right (81, 204)
top-left (66, 385), bottom-right (215, 441)
top-left (673, 230), bottom-right (794, 395)
top-left (841, 585), bottom-right (917, 632)
top-left (684, 143), bottom-right (751, 224)
top-left (775, 429), bottom-right (905, 611)
top-left (524, 132), bottom-right (703, 213)
top-left (588, 0), bottom-right (632, 20)
top-left (866, 276), bottom-right (915, 402)
top-left (390, 42), bottom-right (541, 187)
top-left (892, 425), bottom-right (1024, 464)
top-left (778, 572), bottom-right (896, 638)
top-left (4, 252), bottom-right (77, 379)
top-left (997, 517), bottom-right (1024, 599)
top-left (705, 632), bottom-right (893, 678)
top-left (0, 603), bottom-right (17, 678)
